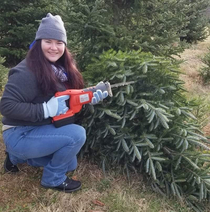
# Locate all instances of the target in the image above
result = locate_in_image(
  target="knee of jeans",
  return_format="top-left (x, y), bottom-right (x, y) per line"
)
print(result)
top-left (69, 125), bottom-right (86, 146)
top-left (77, 126), bottom-right (86, 146)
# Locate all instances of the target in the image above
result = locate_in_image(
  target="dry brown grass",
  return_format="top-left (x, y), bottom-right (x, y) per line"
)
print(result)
top-left (178, 36), bottom-right (210, 94)
top-left (176, 36), bottom-right (210, 136)
top-left (28, 163), bottom-right (186, 212)
top-left (0, 136), bottom-right (191, 212)
top-left (0, 137), bottom-right (144, 212)
top-left (30, 174), bottom-right (145, 212)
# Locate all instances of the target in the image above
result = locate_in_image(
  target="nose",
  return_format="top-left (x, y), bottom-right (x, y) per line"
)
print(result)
top-left (50, 42), bottom-right (57, 50)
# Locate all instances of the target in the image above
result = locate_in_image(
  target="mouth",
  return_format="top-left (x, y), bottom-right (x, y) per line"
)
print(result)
top-left (48, 52), bottom-right (58, 56)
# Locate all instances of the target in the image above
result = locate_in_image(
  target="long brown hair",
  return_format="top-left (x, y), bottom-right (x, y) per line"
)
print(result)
top-left (26, 40), bottom-right (84, 94)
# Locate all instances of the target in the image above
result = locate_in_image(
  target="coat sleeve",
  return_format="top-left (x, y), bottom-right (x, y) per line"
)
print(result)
top-left (0, 68), bottom-right (45, 122)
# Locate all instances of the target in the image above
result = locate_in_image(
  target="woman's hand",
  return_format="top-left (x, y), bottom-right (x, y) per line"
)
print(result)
top-left (91, 90), bottom-right (108, 105)
top-left (43, 95), bottom-right (69, 119)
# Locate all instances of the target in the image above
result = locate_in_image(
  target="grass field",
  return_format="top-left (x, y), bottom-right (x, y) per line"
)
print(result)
top-left (0, 155), bottom-right (193, 212)
top-left (178, 36), bottom-right (210, 136)
top-left (1, 37), bottom-right (210, 212)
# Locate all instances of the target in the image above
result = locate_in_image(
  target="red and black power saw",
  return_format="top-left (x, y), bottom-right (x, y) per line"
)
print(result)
top-left (52, 81), bottom-right (135, 127)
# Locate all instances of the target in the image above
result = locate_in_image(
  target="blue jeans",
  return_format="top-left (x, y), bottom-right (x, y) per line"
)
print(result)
top-left (3, 124), bottom-right (86, 187)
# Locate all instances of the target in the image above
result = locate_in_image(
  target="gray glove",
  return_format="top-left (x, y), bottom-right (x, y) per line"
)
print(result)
top-left (91, 89), bottom-right (108, 105)
top-left (43, 95), bottom-right (69, 119)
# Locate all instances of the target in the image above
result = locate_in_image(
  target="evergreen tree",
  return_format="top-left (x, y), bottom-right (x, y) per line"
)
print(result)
top-left (179, 0), bottom-right (209, 43)
top-left (0, 56), bottom-right (8, 92)
top-left (80, 49), bottom-right (210, 211)
top-left (55, 2), bottom-right (210, 210)
top-left (0, 0), bottom-right (55, 66)
top-left (58, 0), bottom-right (209, 72)
top-left (200, 47), bottom-right (210, 84)
top-left (1, 0), bottom-right (209, 66)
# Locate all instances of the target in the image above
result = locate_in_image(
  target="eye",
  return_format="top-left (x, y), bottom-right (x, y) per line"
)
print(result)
top-left (45, 40), bottom-right (51, 43)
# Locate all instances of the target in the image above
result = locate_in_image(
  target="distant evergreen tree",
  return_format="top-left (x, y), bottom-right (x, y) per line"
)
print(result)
top-left (0, 56), bottom-right (8, 91)
top-left (58, 0), bottom-right (209, 72)
top-left (1, 0), bottom-right (209, 65)
top-left (179, 0), bottom-right (209, 43)
top-left (200, 48), bottom-right (210, 84)
top-left (0, 0), bottom-right (56, 66)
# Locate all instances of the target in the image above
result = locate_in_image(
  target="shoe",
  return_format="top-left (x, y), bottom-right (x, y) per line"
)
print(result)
top-left (4, 152), bottom-right (19, 173)
top-left (42, 177), bottom-right (81, 193)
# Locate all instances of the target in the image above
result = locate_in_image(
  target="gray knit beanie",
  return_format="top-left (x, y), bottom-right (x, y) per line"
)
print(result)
top-left (35, 13), bottom-right (67, 45)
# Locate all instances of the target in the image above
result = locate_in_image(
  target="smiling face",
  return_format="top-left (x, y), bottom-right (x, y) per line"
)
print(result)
top-left (41, 39), bottom-right (65, 63)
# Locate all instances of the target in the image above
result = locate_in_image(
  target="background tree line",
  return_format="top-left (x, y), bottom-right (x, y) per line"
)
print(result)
top-left (0, 0), bottom-right (209, 66)
top-left (1, 1), bottom-right (210, 211)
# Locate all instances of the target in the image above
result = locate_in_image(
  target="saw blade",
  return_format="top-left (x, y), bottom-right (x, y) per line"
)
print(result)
top-left (110, 81), bottom-right (136, 88)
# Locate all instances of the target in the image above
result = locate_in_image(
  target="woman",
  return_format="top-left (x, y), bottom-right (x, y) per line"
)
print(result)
top-left (0, 13), bottom-right (108, 193)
